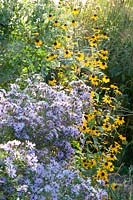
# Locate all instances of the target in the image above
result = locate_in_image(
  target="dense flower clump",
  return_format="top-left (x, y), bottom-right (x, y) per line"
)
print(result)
top-left (0, 75), bottom-right (91, 160)
top-left (0, 140), bottom-right (108, 200)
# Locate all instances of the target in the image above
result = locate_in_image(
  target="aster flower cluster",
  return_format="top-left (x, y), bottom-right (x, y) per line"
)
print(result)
top-left (0, 140), bottom-right (108, 200)
top-left (0, 75), bottom-right (91, 160)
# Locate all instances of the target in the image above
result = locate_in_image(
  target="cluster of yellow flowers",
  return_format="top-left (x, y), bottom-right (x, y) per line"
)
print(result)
top-left (32, 3), bottom-right (126, 192)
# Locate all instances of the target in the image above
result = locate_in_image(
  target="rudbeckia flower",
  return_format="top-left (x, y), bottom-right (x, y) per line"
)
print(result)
top-left (92, 27), bottom-right (101, 33)
top-left (102, 76), bottom-right (110, 83)
top-left (90, 40), bottom-right (97, 47)
top-left (46, 53), bottom-right (58, 61)
top-left (72, 8), bottom-right (79, 15)
top-left (64, 50), bottom-right (73, 58)
top-left (71, 20), bottom-right (78, 27)
top-left (109, 142), bottom-right (122, 153)
top-left (102, 123), bottom-right (112, 132)
top-left (91, 14), bottom-right (98, 20)
top-left (110, 83), bottom-right (118, 90)
top-left (99, 53), bottom-right (108, 60)
top-left (99, 48), bottom-right (108, 55)
top-left (48, 14), bottom-right (55, 20)
top-left (35, 39), bottom-right (42, 47)
top-left (82, 160), bottom-right (89, 169)
top-left (89, 75), bottom-right (99, 85)
top-left (92, 58), bottom-right (100, 67)
top-left (101, 32), bottom-right (109, 39)
top-left (48, 79), bottom-right (57, 86)
top-left (106, 154), bottom-right (117, 161)
top-left (76, 52), bottom-right (84, 61)
top-left (111, 183), bottom-right (118, 190)
top-left (82, 59), bottom-right (90, 67)
top-left (53, 41), bottom-right (61, 49)
top-left (97, 168), bottom-right (108, 181)
top-left (103, 95), bottom-right (112, 105)
top-left (119, 134), bottom-right (126, 141)
top-left (102, 161), bottom-right (114, 172)
top-left (53, 20), bottom-right (60, 26)
top-left (114, 89), bottom-right (122, 95)
top-left (62, 24), bottom-right (68, 30)
top-left (65, 35), bottom-right (72, 41)
top-left (99, 61), bottom-right (108, 70)
top-left (115, 116), bottom-right (125, 125)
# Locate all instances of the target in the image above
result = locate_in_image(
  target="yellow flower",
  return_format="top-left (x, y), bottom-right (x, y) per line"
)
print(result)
top-left (82, 59), bottom-right (90, 67)
top-left (53, 41), bottom-right (61, 49)
top-left (62, 24), bottom-right (68, 30)
top-left (46, 53), bottom-right (58, 61)
top-left (119, 134), bottom-right (126, 141)
top-left (102, 76), bottom-right (110, 83)
top-left (90, 40), bottom-right (97, 47)
top-left (92, 58), bottom-right (100, 67)
top-left (103, 115), bottom-right (110, 123)
top-left (72, 8), bottom-right (79, 15)
top-left (92, 27), bottom-right (101, 33)
top-left (104, 181), bottom-right (109, 187)
top-left (114, 89), bottom-right (122, 95)
top-left (90, 35), bottom-right (98, 41)
top-left (33, 32), bottom-right (39, 36)
top-left (71, 20), bottom-right (78, 27)
top-left (71, 65), bottom-right (80, 74)
top-left (102, 161), bottom-right (114, 172)
top-left (106, 154), bottom-right (117, 161)
top-left (101, 87), bottom-right (110, 91)
top-left (97, 168), bottom-right (108, 181)
top-left (99, 61), bottom-right (108, 70)
top-left (64, 50), bottom-right (73, 58)
top-left (103, 95), bottom-right (112, 105)
top-left (88, 159), bottom-right (97, 168)
top-left (48, 79), bottom-right (57, 86)
top-left (65, 35), bottom-right (72, 41)
top-left (76, 52), bottom-right (84, 61)
top-left (89, 75), bottom-right (99, 85)
top-left (82, 160), bottom-right (90, 169)
top-left (53, 20), bottom-right (60, 27)
top-left (91, 159), bottom-right (97, 166)
top-left (99, 48), bottom-right (108, 55)
top-left (82, 118), bottom-right (87, 128)
top-left (35, 39), bottom-right (42, 47)
top-left (99, 53), bottom-right (108, 60)
top-left (90, 91), bottom-right (95, 99)
top-left (115, 116), bottom-right (125, 125)
top-left (111, 183), bottom-right (118, 190)
top-left (48, 14), bottom-right (55, 20)
top-left (109, 142), bottom-right (122, 153)
top-left (102, 123), bottom-right (112, 132)
top-left (90, 129), bottom-right (101, 136)
top-left (101, 33), bottom-right (109, 39)
top-left (58, 71), bottom-right (64, 78)
top-left (91, 14), bottom-right (98, 20)
top-left (86, 113), bottom-right (95, 121)
top-left (110, 84), bottom-right (118, 90)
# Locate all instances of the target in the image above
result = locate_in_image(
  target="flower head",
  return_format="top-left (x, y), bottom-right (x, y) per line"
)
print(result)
top-left (35, 39), bottom-right (42, 47)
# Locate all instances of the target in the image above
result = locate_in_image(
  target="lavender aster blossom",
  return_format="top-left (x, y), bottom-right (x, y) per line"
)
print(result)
top-left (0, 74), bottom-right (92, 160)
top-left (0, 140), bottom-right (108, 200)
